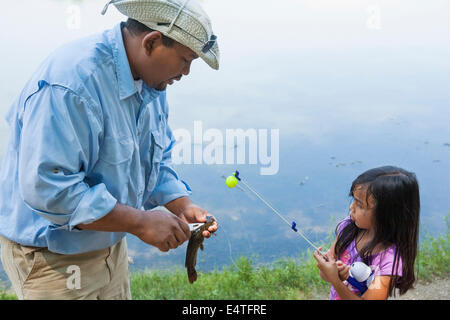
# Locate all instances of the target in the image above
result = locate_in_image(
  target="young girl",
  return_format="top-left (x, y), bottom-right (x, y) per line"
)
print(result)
top-left (314, 166), bottom-right (420, 300)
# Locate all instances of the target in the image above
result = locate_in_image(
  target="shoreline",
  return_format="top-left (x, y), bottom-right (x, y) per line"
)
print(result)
top-left (312, 276), bottom-right (450, 300)
top-left (2, 276), bottom-right (448, 300)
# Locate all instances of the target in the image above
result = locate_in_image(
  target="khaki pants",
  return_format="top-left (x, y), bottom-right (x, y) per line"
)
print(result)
top-left (0, 235), bottom-right (131, 300)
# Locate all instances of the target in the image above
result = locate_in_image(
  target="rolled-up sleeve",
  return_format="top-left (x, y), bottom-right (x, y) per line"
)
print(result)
top-left (145, 122), bottom-right (191, 208)
top-left (18, 83), bottom-right (117, 231)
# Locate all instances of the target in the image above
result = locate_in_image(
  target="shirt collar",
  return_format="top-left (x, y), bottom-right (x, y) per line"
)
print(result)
top-left (134, 79), bottom-right (144, 99)
top-left (110, 22), bottom-right (138, 100)
top-left (109, 22), bottom-right (164, 102)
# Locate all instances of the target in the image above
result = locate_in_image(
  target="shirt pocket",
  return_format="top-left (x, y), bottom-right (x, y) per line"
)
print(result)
top-left (99, 135), bottom-right (134, 165)
top-left (97, 135), bottom-right (134, 190)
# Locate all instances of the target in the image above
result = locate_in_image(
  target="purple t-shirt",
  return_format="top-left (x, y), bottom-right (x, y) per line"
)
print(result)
top-left (329, 216), bottom-right (403, 300)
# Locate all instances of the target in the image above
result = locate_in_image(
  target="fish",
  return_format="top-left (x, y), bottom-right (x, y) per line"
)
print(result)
top-left (185, 215), bottom-right (216, 284)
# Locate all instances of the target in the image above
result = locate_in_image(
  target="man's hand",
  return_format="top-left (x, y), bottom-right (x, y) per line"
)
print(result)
top-left (133, 209), bottom-right (191, 252)
top-left (165, 197), bottom-right (218, 238)
top-left (178, 204), bottom-right (218, 238)
top-left (77, 202), bottom-right (192, 252)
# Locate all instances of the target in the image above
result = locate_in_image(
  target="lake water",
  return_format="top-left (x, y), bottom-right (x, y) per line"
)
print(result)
top-left (0, 0), bottom-right (449, 280)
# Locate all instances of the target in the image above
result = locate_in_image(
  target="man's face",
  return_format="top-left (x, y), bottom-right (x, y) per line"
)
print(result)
top-left (138, 32), bottom-right (199, 91)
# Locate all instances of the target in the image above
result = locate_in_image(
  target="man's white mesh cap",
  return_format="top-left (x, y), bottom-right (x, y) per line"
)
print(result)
top-left (102, 0), bottom-right (220, 70)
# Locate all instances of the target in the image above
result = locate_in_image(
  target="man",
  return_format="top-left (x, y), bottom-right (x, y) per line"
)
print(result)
top-left (0, 0), bottom-right (219, 299)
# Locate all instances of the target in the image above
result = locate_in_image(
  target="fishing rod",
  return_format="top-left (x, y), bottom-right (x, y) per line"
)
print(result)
top-left (225, 170), bottom-right (328, 260)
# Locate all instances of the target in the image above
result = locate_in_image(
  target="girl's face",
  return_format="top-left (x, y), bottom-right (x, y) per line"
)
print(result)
top-left (349, 184), bottom-right (376, 231)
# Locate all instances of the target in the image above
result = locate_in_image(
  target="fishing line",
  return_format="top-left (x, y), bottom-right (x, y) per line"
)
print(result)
top-left (217, 222), bottom-right (248, 273)
top-left (226, 171), bottom-right (328, 259)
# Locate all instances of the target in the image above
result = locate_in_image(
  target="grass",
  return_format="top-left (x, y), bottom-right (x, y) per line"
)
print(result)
top-left (1, 214), bottom-right (449, 300)
top-left (130, 219), bottom-right (450, 300)
top-left (130, 253), bottom-right (329, 300)
top-left (0, 283), bottom-right (16, 300)
top-left (414, 213), bottom-right (450, 282)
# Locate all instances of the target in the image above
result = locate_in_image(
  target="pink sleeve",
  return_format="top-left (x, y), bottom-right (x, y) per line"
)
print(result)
top-left (372, 246), bottom-right (403, 277)
top-left (336, 215), bottom-right (353, 236)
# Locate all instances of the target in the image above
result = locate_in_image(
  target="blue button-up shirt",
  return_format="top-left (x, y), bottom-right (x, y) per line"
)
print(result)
top-left (0, 22), bottom-right (191, 254)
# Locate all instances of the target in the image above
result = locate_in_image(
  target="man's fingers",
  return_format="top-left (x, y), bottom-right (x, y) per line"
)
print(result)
top-left (173, 228), bottom-right (186, 245)
top-left (159, 242), bottom-right (170, 252)
top-left (192, 207), bottom-right (208, 222)
top-left (209, 220), bottom-right (218, 232)
top-left (176, 218), bottom-right (191, 240)
top-left (167, 235), bottom-right (179, 249)
top-left (159, 233), bottom-right (183, 252)
top-left (202, 220), bottom-right (218, 238)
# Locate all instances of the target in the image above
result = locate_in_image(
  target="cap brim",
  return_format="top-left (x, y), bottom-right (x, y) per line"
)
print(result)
top-left (143, 22), bottom-right (220, 70)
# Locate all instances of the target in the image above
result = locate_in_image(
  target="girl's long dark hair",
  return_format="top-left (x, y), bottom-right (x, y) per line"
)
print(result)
top-left (334, 166), bottom-right (420, 296)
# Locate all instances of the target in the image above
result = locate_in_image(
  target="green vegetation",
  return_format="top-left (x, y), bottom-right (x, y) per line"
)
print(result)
top-left (414, 213), bottom-right (450, 282)
top-left (1, 214), bottom-right (449, 300)
top-left (0, 284), bottom-right (16, 300)
top-left (131, 253), bottom-right (329, 300)
top-left (130, 216), bottom-right (450, 300)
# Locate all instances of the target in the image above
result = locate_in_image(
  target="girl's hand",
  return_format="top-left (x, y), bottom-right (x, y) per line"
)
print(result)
top-left (336, 260), bottom-right (350, 281)
top-left (314, 248), bottom-right (339, 284)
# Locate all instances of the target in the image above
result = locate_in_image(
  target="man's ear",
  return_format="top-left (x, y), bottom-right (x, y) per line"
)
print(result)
top-left (142, 31), bottom-right (163, 56)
